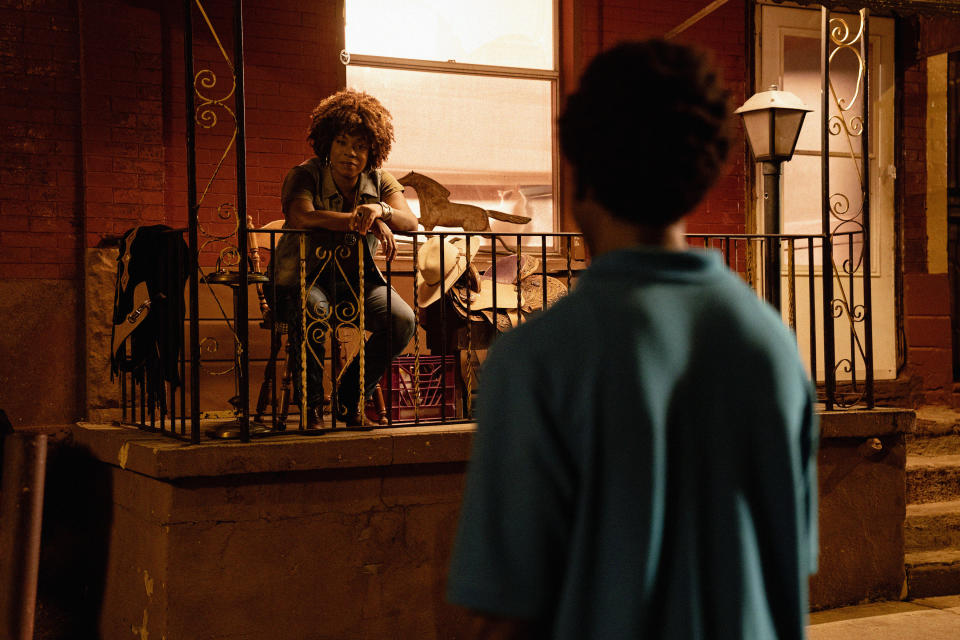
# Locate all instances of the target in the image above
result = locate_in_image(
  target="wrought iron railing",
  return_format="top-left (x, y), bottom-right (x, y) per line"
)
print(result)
top-left (821, 7), bottom-right (875, 410)
top-left (689, 231), bottom-right (873, 408)
top-left (113, 228), bottom-right (874, 441)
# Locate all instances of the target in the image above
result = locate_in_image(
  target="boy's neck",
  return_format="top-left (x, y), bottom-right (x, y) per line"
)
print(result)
top-left (575, 198), bottom-right (687, 259)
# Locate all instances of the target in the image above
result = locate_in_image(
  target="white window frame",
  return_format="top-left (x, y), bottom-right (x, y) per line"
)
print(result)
top-left (341, 3), bottom-right (561, 242)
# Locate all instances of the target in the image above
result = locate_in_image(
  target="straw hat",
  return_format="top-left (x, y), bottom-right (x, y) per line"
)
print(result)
top-left (415, 236), bottom-right (480, 308)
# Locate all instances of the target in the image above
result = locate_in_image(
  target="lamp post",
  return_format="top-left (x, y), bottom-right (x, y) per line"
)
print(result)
top-left (735, 85), bottom-right (812, 310)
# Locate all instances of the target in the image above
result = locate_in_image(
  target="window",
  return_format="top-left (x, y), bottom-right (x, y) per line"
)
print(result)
top-left (344, 0), bottom-right (558, 240)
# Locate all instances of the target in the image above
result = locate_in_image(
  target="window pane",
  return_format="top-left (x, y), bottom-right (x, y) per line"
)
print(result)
top-left (783, 33), bottom-right (865, 154)
top-left (345, 0), bottom-right (554, 70)
top-left (347, 66), bottom-right (555, 236)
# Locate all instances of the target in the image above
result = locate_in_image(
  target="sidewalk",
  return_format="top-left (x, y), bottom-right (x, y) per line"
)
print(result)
top-left (808, 596), bottom-right (960, 639)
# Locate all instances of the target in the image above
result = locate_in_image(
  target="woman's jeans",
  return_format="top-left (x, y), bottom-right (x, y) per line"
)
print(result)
top-left (279, 282), bottom-right (415, 418)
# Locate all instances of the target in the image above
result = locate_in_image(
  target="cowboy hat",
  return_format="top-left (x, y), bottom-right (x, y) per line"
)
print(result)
top-left (415, 235), bottom-right (480, 308)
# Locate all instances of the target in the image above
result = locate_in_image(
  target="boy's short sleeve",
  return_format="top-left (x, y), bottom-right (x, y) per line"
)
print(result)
top-left (446, 330), bottom-right (574, 620)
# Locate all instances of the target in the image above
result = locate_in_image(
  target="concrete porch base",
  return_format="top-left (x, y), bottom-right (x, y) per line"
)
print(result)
top-left (67, 406), bottom-right (914, 638)
top-left (69, 423), bottom-right (475, 640)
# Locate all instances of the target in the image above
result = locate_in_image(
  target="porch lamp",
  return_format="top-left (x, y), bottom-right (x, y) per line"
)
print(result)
top-left (734, 85), bottom-right (812, 310)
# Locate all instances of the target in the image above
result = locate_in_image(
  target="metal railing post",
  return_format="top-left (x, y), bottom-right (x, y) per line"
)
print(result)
top-left (233, 0), bottom-right (250, 441)
top-left (821, 6), bottom-right (837, 410)
top-left (861, 9), bottom-right (875, 408)
top-left (184, 0), bottom-right (201, 442)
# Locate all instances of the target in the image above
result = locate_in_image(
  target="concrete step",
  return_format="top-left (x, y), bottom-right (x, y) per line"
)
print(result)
top-left (907, 455), bottom-right (960, 504)
top-left (908, 434), bottom-right (960, 457)
top-left (905, 548), bottom-right (960, 599)
top-left (906, 499), bottom-right (960, 552)
top-left (914, 405), bottom-right (960, 438)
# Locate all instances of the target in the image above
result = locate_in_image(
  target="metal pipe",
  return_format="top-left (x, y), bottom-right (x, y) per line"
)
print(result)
top-left (762, 161), bottom-right (782, 310)
top-left (0, 434), bottom-right (49, 640)
top-left (18, 434), bottom-right (46, 640)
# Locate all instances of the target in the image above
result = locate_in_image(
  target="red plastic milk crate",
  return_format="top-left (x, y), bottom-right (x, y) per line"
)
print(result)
top-left (389, 355), bottom-right (457, 422)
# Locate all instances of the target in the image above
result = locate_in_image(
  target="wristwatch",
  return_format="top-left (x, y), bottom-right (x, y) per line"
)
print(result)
top-left (379, 201), bottom-right (393, 222)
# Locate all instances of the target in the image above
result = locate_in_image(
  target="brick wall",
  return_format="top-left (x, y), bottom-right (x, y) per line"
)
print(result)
top-left (1, 0), bottom-right (749, 283)
top-left (80, 0), bottom-right (165, 247)
top-left (574, 0), bottom-right (748, 235)
top-left (0, 0), bottom-right (82, 281)
top-left (0, 0), bottom-right (344, 425)
top-left (0, 0), bottom-right (85, 426)
top-left (1, 0), bottom-right (343, 277)
top-left (163, 0), bottom-right (343, 258)
top-left (900, 53), bottom-right (955, 397)
top-left (902, 58), bottom-right (928, 274)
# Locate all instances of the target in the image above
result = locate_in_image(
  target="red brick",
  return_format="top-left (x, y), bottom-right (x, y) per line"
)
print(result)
top-left (58, 261), bottom-right (79, 278)
top-left (24, 202), bottom-right (57, 217)
top-left (85, 186), bottom-right (114, 204)
top-left (30, 246), bottom-right (75, 263)
top-left (907, 315), bottom-right (953, 349)
top-left (1, 231), bottom-right (47, 247)
top-left (907, 347), bottom-right (954, 391)
top-left (138, 173), bottom-right (163, 190)
top-left (28, 217), bottom-right (76, 233)
top-left (0, 247), bottom-right (32, 263)
top-left (56, 232), bottom-right (78, 247)
top-left (0, 262), bottom-right (59, 278)
top-left (84, 156), bottom-right (112, 173)
top-left (904, 273), bottom-right (951, 316)
top-left (114, 188), bottom-right (162, 205)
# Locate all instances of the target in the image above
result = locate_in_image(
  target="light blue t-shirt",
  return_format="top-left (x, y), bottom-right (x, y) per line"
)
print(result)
top-left (447, 246), bottom-right (818, 639)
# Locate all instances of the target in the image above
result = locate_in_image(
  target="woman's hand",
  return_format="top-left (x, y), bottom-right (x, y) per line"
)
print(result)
top-left (351, 203), bottom-right (383, 234)
top-left (372, 219), bottom-right (397, 261)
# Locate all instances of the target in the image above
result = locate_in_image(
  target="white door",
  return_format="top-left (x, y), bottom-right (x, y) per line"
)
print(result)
top-left (759, 4), bottom-right (896, 381)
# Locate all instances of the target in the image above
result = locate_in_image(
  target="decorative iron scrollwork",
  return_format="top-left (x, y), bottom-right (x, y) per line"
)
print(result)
top-left (824, 9), bottom-right (872, 408)
top-left (297, 241), bottom-right (367, 422)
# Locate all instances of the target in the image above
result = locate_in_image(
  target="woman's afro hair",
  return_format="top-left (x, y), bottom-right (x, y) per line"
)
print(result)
top-left (307, 89), bottom-right (394, 170)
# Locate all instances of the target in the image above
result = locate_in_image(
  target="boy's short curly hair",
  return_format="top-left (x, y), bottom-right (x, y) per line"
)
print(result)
top-left (559, 39), bottom-right (731, 226)
top-left (307, 89), bottom-right (394, 170)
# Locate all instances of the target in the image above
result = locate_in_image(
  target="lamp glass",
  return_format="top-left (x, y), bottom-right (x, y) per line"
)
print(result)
top-left (773, 110), bottom-right (807, 159)
top-left (741, 110), bottom-right (772, 160)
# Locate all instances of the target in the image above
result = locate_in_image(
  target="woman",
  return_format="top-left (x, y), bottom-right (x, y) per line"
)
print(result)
top-left (274, 89), bottom-right (417, 428)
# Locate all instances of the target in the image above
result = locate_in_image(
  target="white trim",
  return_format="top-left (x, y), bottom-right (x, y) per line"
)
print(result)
top-left (344, 54), bottom-right (558, 81)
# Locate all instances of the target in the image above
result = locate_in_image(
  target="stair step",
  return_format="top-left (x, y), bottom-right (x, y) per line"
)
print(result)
top-left (907, 434), bottom-right (960, 457)
top-left (906, 455), bottom-right (960, 504)
top-left (914, 405), bottom-right (960, 437)
top-left (905, 548), bottom-right (960, 599)
top-left (905, 499), bottom-right (960, 552)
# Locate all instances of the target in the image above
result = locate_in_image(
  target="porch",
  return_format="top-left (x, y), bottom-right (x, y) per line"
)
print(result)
top-left (61, 404), bottom-right (911, 640)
